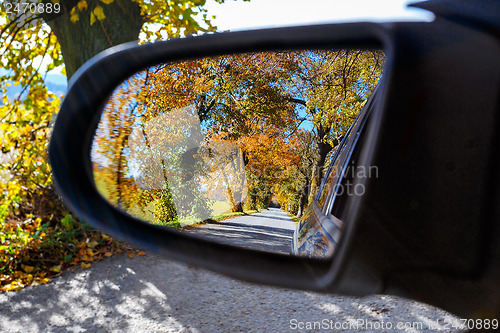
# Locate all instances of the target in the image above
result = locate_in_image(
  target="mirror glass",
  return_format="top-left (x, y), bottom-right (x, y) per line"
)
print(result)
top-left (91, 49), bottom-right (384, 257)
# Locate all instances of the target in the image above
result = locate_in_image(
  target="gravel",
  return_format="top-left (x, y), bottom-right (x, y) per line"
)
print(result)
top-left (0, 253), bottom-right (467, 332)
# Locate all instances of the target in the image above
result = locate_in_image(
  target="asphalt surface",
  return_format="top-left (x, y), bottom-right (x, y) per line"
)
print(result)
top-left (184, 208), bottom-right (295, 254)
top-left (0, 253), bottom-right (467, 332)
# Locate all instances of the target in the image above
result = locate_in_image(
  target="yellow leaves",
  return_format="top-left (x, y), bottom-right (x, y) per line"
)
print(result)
top-left (138, 251), bottom-right (146, 256)
top-left (101, 234), bottom-right (112, 241)
top-left (72, 1), bottom-right (111, 25)
top-left (21, 264), bottom-right (35, 273)
top-left (77, 0), bottom-right (88, 11)
top-left (70, 0), bottom-right (88, 22)
top-left (94, 5), bottom-right (106, 20)
top-left (70, 7), bottom-right (79, 23)
top-left (87, 240), bottom-right (99, 249)
top-left (80, 262), bottom-right (91, 269)
top-left (36, 277), bottom-right (51, 285)
top-left (50, 265), bottom-right (62, 273)
top-left (104, 252), bottom-right (113, 257)
top-left (90, 6), bottom-right (106, 26)
top-left (0, 271), bottom-right (50, 292)
top-left (78, 247), bottom-right (93, 262)
top-left (25, 274), bottom-right (34, 284)
top-left (1, 280), bottom-right (24, 291)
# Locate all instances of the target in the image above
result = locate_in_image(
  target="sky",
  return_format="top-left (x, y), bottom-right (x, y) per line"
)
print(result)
top-left (203, 0), bottom-right (433, 31)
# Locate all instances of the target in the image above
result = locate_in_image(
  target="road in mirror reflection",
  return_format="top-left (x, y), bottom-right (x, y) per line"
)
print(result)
top-left (91, 49), bottom-right (383, 256)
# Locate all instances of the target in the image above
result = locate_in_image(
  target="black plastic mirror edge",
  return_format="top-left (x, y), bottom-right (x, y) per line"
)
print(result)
top-left (48, 22), bottom-right (392, 292)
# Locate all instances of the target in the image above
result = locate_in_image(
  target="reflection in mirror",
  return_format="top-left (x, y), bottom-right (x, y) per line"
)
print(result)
top-left (91, 49), bottom-right (384, 257)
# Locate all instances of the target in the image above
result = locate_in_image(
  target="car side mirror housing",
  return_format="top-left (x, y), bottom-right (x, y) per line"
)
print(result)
top-left (49, 16), bottom-right (500, 319)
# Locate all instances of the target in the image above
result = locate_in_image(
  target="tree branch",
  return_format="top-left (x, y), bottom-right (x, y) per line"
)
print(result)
top-left (289, 97), bottom-right (306, 106)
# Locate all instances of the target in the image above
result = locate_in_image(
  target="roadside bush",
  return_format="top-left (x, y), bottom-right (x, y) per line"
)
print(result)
top-left (0, 84), bottom-right (129, 292)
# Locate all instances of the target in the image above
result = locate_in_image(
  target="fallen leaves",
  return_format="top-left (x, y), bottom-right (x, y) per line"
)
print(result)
top-left (1, 215), bottom-right (125, 292)
top-left (1, 213), bottom-right (148, 292)
top-left (126, 250), bottom-right (147, 258)
top-left (21, 264), bottom-right (34, 273)
top-left (50, 265), bottom-right (62, 273)
top-left (1, 271), bottom-right (51, 292)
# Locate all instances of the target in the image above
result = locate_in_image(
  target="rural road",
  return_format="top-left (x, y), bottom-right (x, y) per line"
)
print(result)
top-left (0, 253), bottom-right (466, 332)
top-left (184, 208), bottom-right (296, 254)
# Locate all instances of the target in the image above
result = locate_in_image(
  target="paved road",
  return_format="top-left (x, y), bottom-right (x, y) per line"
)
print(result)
top-left (184, 208), bottom-right (296, 254)
top-left (0, 253), bottom-right (466, 332)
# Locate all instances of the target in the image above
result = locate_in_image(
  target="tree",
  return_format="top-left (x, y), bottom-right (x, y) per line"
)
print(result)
top-left (79, 44), bottom-right (383, 229)
top-left (0, 0), bottom-right (247, 224)
top-left (282, 50), bottom-right (384, 197)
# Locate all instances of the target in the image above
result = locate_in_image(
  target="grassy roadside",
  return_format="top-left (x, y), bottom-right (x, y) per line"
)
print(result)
top-left (180, 209), bottom-right (260, 230)
top-left (1, 206), bottom-right (298, 292)
top-left (289, 214), bottom-right (301, 223)
top-left (0, 214), bottom-right (144, 292)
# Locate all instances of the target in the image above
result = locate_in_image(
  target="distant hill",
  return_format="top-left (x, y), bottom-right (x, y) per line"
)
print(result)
top-left (1, 78), bottom-right (67, 104)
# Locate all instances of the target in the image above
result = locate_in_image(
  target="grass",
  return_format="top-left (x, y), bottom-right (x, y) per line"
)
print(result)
top-left (180, 209), bottom-right (260, 230)
top-left (211, 201), bottom-right (232, 216)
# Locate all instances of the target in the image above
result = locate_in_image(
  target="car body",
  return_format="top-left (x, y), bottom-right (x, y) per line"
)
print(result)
top-left (293, 86), bottom-right (377, 258)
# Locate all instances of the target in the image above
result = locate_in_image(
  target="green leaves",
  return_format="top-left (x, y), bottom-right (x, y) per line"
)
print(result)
top-left (60, 214), bottom-right (74, 231)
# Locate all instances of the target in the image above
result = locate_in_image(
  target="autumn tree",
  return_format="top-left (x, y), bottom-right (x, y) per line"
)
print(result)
top-left (135, 53), bottom-right (299, 212)
top-left (0, 1), bottom-right (254, 290)
top-left (0, 0), bottom-right (248, 225)
top-left (91, 70), bottom-right (218, 226)
top-left (281, 50), bottom-right (383, 197)
top-left (272, 129), bottom-right (317, 216)
top-left (87, 46), bottom-right (383, 227)
top-left (199, 50), bottom-right (384, 214)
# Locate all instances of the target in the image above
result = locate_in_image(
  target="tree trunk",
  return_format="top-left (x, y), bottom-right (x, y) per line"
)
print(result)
top-left (297, 175), bottom-right (311, 217)
top-left (245, 188), bottom-right (258, 211)
top-left (43, 0), bottom-right (144, 79)
top-left (226, 186), bottom-right (243, 212)
top-left (315, 140), bottom-right (333, 188)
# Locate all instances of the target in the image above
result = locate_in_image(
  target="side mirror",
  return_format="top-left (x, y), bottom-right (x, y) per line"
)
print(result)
top-left (49, 20), bottom-right (500, 319)
top-left (49, 22), bottom-right (388, 292)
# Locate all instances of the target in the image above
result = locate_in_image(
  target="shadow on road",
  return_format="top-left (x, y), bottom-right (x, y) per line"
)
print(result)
top-left (184, 208), bottom-right (296, 254)
top-left (0, 254), bottom-right (464, 332)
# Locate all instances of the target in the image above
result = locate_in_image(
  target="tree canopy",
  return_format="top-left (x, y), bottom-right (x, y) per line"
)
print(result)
top-left (91, 49), bottom-right (384, 227)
